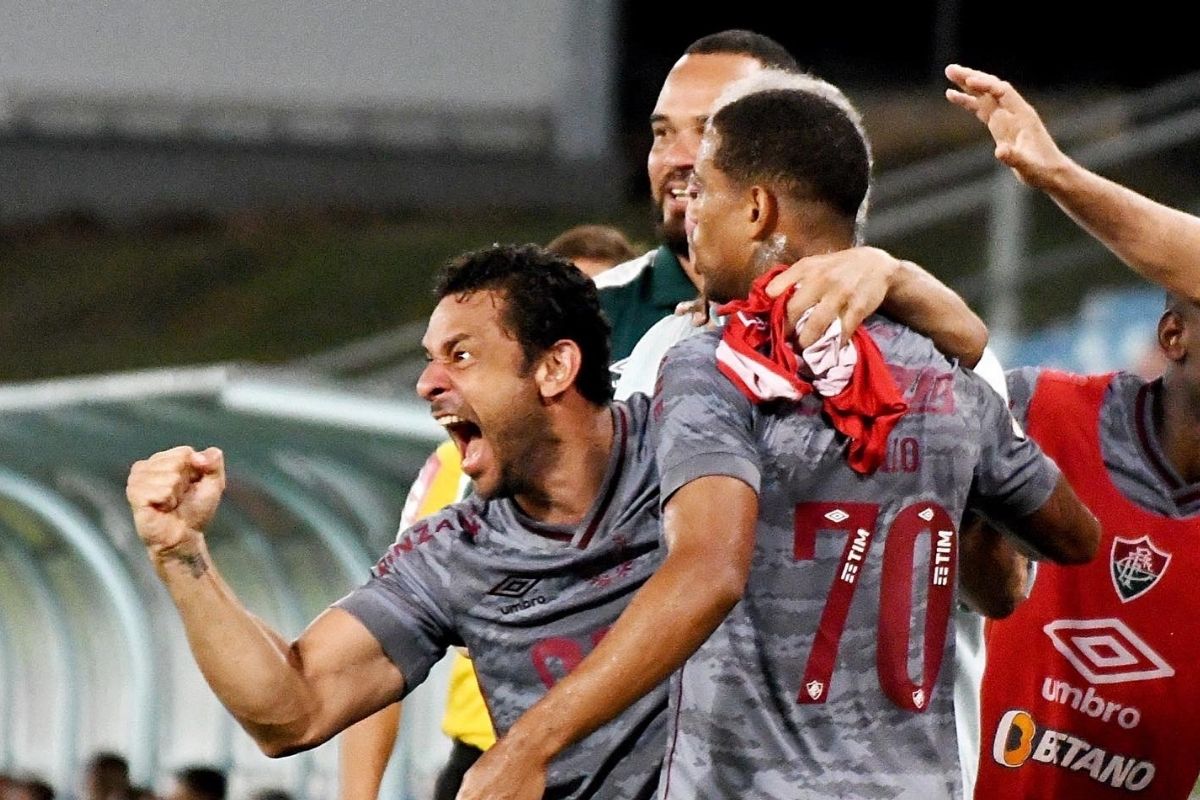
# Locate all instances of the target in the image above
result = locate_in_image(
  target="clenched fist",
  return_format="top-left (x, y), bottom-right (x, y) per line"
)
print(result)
top-left (127, 446), bottom-right (227, 564)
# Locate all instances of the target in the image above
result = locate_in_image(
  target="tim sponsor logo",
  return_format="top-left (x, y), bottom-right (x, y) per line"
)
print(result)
top-left (993, 709), bottom-right (1155, 791)
top-left (1041, 677), bottom-right (1141, 729)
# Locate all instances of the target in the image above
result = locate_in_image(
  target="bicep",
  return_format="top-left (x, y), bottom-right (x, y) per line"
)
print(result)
top-left (291, 607), bottom-right (407, 740)
top-left (662, 475), bottom-right (758, 601)
top-left (1015, 473), bottom-right (1101, 565)
top-left (663, 475), bottom-right (758, 553)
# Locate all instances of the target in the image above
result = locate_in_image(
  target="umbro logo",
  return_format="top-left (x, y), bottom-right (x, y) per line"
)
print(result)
top-left (489, 576), bottom-right (540, 598)
top-left (1043, 618), bottom-right (1175, 685)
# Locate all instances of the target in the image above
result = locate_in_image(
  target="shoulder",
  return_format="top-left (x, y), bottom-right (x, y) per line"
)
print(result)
top-left (660, 328), bottom-right (721, 372)
top-left (375, 500), bottom-right (483, 579)
top-left (593, 248), bottom-right (658, 291)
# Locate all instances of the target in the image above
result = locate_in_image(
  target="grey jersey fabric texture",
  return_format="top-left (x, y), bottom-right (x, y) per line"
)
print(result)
top-left (337, 395), bottom-right (665, 800)
top-left (651, 320), bottom-right (1061, 799)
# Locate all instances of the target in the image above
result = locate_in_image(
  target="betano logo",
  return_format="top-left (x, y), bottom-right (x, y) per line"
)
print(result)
top-left (993, 709), bottom-right (1155, 791)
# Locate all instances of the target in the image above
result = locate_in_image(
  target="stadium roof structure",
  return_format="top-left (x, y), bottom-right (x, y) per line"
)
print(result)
top-left (0, 358), bottom-right (449, 797)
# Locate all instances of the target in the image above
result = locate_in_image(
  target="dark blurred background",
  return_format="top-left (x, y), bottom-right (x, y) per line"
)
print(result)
top-left (2, 2), bottom-right (1197, 382)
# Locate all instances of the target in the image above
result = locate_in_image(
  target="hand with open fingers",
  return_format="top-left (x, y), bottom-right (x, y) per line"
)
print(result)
top-left (126, 446), bottom-right (227, 559)
top-left (454, 736), bottom-right (548, 800)
top-left (764, 247), bottom-right (898, 348)
top-left (944, 64), bottom-right (1069, 189)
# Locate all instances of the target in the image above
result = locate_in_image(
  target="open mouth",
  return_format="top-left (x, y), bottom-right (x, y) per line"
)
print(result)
top-left (436, 414), bottom-right (486, 472)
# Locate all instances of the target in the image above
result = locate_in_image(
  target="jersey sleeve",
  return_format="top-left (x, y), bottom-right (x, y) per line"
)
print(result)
top-left (652, 333), bottom-right (762, 504)
top-left (1003, 366), bottom-right (1043, 432)
top-left (967, 368), bottom-right (1061, 522)
top-left (334, 513), bottom-right (459, 695)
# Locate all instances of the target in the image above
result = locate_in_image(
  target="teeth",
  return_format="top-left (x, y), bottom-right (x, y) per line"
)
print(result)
top-left (436, 415), bottom-right (464, 427)
top-left (670, 188), bottom-right (688, 199)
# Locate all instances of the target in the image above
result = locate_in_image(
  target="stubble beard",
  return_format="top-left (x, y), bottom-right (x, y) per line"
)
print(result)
top-left (652, 197), bottom-right (689, 259)
top-left (492, 408), bottom-right (561, 508)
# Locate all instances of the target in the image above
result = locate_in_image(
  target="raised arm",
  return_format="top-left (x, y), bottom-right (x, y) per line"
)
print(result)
top-left (127, 446), bottom-right (405, 757)
top-left (946, 63), bottom-right (1200, 303)
top-left (765, 246), bottom-right (989, 367)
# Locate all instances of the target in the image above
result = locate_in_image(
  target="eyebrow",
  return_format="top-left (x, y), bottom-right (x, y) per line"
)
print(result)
top-left (423, 332), bottom-right (472, 356)
top-left (649, 113), bottom-right (710, 126)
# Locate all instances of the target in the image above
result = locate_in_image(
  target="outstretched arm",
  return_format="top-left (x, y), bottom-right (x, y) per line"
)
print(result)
top-left (127, 446), bottom-right (405, 757)
top-left (765, 247), bottom-right (988, 367)
top-left (946, 63), bottom-right (1200, 303)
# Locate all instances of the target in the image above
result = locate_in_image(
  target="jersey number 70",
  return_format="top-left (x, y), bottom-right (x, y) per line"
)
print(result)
top-left (793, 501), bottom-right (957, 712)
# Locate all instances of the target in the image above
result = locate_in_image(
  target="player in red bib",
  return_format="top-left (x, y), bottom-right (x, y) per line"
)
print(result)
top-left (948, 65), bottom-right (1200, 798)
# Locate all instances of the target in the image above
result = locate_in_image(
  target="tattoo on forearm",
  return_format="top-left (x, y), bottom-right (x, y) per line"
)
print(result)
top-left (173, 551), bottom-right (209, 578)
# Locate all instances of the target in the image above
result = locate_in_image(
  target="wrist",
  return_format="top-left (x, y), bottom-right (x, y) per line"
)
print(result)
top-left (1034, 150), bottom-right (1077, 194)
top-left (150, 532), bottom-right (210, 577)
top-left (505, 706), bottom-right (569, 765)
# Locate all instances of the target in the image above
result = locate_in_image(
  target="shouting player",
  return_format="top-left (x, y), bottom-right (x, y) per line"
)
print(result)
top-left (127, 245), bottom-right (669, 800)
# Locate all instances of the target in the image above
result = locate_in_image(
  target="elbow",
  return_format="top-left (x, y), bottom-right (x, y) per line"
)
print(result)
top-left (971, 591), bottom-right (1021, 621)
top-left (960, 317), bottom-right (989, 369)
top-left (1042, 513), bottom-right (1101, 566)
top-left (247, 721), bottom-right (326, 759)
top-left (1061, 515), bottom-right (1102, 565)
top-left (708, 558), bottom-right (751, 611)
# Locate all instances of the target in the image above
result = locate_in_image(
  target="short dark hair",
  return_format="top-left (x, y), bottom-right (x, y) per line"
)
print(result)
top-left (173, 768), bottom-right (225, 800)
top-left (87, 753), bottom-right (129, 777)
top-left (17, 780), bottom-right (55, 800)
top-left (434, 244), bottom-right (613, 405)
top-left (545, 224), bottom-right (638, 266)
top-left (685, 30), bottom-right (800, 72)
top-left (710, 88), bottom-right (870, 224)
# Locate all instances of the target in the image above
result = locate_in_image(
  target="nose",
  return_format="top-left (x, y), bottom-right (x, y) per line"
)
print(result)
top-left (416, 360), bottom-right (450, 402)
top-left (664, 129), bottom-right (700, 169)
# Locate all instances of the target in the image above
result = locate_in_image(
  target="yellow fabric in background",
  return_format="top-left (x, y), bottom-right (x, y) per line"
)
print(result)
top-left (401, 440), bottom-right (496, 751)
top-left (441, 652), bottom-right (496, 750)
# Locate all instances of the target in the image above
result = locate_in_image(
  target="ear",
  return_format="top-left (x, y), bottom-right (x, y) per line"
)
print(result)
top-left (1158, 309), bottom-right (1187, 362)
top-left (534, 340), bottom-right (583, 401)
top-left (746, 186), bottom-right (777, 242)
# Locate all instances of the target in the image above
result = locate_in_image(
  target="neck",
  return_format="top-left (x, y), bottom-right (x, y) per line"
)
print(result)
top-left (749, 227), bottom-right (852, 282)
top-left (1154, 376), bottom-right (1200, 484)
top-left (677, 250), bottom-right (702, 292)
top-left (514, 402), bottom-right (615, 525)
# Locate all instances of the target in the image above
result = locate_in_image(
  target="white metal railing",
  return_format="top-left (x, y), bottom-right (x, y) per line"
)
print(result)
top-left (0, 86), bottom-right (555, 154)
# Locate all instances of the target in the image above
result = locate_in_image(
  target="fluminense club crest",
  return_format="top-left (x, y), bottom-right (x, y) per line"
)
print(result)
top-left (1110, 535), bottom-right (1171, 603)
top-left (805, 680), bottom-right (824, 701)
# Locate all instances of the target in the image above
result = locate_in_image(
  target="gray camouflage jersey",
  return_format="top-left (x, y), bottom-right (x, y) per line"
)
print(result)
top-left (652, 320), bottom-right (1061, 800)
top-left (337, 396), bottom-right (665, 800)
